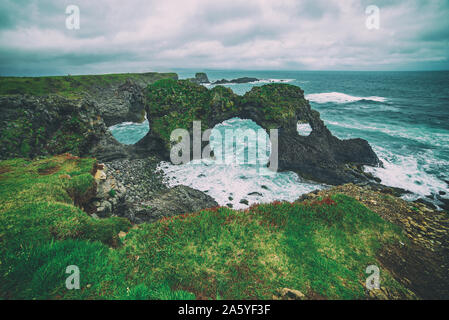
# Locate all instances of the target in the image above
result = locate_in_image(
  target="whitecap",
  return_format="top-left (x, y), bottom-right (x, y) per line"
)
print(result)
top-left (305, 92), bottom-right (387, 104)
top-left (250, 78), bottom-right (295, 84)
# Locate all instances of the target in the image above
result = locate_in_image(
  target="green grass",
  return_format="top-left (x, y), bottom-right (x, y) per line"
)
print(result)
top-left (119, 197), bottom-right (408, 299)
top-left (0, 155), bottom-right (193, 299)
top-left (146, 79), bottom-right (215, 143)
top-left (0, 156), bottom-right (410, 299)
top-left (0, 72), bottom-right (177, 98)
top-left (0, 155), bottom-right (132, 250)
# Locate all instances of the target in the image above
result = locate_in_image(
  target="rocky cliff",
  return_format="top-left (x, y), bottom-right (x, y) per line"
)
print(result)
top-left (0, 72), bottom-right (177, 161)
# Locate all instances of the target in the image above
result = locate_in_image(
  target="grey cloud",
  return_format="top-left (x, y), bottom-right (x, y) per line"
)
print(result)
top-left (0, 0), bottom-right (448, 75)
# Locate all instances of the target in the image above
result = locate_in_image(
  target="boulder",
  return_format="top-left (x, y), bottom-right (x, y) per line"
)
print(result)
top-left (131, 185), bottom-right (218, 223)
top-left (277, 288), bottom-right (305, 300)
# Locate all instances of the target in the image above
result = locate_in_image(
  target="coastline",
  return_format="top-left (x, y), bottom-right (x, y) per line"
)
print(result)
top-left (0, 71), bottom-right (448, 300)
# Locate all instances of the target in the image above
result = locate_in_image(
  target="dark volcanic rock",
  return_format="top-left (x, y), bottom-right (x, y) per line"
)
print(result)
top-left (188, 72), bottom-right (210, 84)
top-left (212, 77), bottom-right (259, 85)
top-left (0, 94), bottom-right (129, 161)
top-left (248, 192), bottom-right (263, 196)
top-left (93, 158), bottom-right (218, 223)
top-left (87, 73), bottom-right (178, 127)
top-left (0, 72), bottom-right (177, 161)
top-left (132, 185), bottom-right (218, 223)
top-left (436, 195), bottom-right (449, 212)
top-left (414, 198), bottom-right (437, 210)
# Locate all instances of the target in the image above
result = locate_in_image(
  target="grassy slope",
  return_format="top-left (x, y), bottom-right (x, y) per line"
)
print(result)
top-left (0, 156), bottom-right (412, 299)
top-left (0, 72), bottom-right (177, 98)
top-left (0, 155), bottom-right (192, 299)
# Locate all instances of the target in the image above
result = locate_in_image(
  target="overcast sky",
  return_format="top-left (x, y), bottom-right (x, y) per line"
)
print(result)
top-left (1, 0), bottom-right (448, 75)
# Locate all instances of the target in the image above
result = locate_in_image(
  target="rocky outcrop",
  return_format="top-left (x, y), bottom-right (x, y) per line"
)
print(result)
top-left (0, 72), bottom-right (380, 185)
top-left (212, 77), bottom-right (259, 84)
top-left (91, 73), bottom-right (178, 126)
top-left (91, 163), bottom-right (127, 218)
top-left (0, 72), bottom-right (177, 161)
top-left (131, 186), bottom-right (218, 223)
top-left (0, 94), bottom-right (128, 161)
top-left (91, 157), bottom-right (218, 224)
top-left (188, 72), bottom-right (210, 84)
top-left (139, 79), bottom-right (381, 185)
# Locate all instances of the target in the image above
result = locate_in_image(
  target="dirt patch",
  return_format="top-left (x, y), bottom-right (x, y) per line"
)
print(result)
top-left (37, 165), bottom-right (61, 175)
top-left (0, 165), bottom-right (11, 174)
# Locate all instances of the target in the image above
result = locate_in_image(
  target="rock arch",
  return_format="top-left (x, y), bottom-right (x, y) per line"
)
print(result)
top-left (134, 79), bottom-right (381, 185)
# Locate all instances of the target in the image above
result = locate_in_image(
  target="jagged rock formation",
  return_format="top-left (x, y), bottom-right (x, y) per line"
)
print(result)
top-left (92, 163), bottom-right (127, 218)
top-left (137, 79), bottom-right (381, 185)
top-left (0, 72), bottom-right (177, 161)
top-left (92, 73), bottom-right (178, 126)
top-left (188, 72), bottom-right (210, 84)
top-left (0, 94), bottom-right (124, 160)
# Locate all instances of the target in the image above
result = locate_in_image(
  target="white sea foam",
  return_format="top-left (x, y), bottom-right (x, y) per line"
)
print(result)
top-left (158, 160), bottom-right (324, 210)
top-left (206, 78), bottom-right (294, 86)
top-left (305, 92), bottom-right (387, 104)
top-left (364, 146), bottom-right (448, 199)
top-left (250, 79), bottom-right (295, 84)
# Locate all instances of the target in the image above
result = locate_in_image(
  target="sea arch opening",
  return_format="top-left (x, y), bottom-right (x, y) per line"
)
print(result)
top-left (108, 114), bottom-right (150, 145)
top-left (208, 117), bottom-right (272, 168)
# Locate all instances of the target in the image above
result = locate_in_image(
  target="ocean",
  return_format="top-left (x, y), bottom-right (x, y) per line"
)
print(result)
top-left (109, 70), bottom-right (449, 209)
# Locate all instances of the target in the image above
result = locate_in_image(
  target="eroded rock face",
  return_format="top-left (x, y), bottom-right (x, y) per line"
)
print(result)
top-left (0, 72), bottom-right (177, 161)
top-left (0, 94), bottom-right (129, 160)
top-left (90, 73), bottom-right (178, 126)
top-left (92, 163), bottom-right (127, 218)
top-left (139, 79), bottom-right (381, 185)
